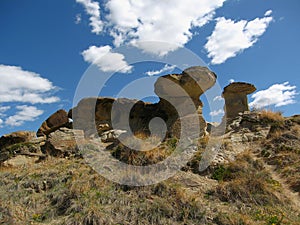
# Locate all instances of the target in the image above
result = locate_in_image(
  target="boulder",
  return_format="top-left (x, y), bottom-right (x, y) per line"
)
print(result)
top-left (37, 109), bottom-right (70, 137)
top-left (222, 82), bottom-right (256, 121)
top-left (0, 131), bottom-right (36, 150)
top-left (101, 129), bottom-right (127, 143)
top-left (42, 128), bottom-right (84, 157)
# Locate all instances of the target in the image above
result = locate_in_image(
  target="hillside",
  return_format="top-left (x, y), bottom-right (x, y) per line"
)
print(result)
top-left (0, 110), bottom-right (299, 225)
top-left (0, 67), bottom-right (299, 224)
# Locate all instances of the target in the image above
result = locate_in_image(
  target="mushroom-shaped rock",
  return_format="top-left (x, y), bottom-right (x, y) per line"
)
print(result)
top-left (222, 82), bottom-right (256, 120)
top-left (70, 67), bottom-right (217, 138)
top-left (154, 66), bottom-right (217, 137)
top-left (155, 66), bottom-right (217, 102)
top-left (37, 109), bottom-right (70, 137)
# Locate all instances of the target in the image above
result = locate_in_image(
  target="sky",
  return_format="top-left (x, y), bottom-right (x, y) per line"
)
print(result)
top-left (0, 0), bottom-right (299, 136)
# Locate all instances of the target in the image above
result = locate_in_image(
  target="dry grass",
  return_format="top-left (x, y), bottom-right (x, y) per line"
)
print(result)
top-left (0, 157), bottom-right (207, 224)
top-left (211, 152), bottom-right (281, 206)
top-left (259, 109), bottom-right (284, 123)
top-left (110, 135), bottom-right (176, 166)
top-left (1, 113), bottom-right (300, 224)
top-left (260, 120), bottom-right (300, 194)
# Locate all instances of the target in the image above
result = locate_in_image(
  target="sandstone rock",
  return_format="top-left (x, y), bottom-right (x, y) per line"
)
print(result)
top-left (42, 128), bottom-right (84, 157)
top-left (70, 97), bottom-right (163, 136)
top-left (3, 155), bottom-right (39, 167)
top-left (101, 129), bottom-right (127, 143)
top-left (155, 66), bottom-right (216, 137)
top-left (155, 66), bottom-right (217, 101)
top-left (70, 66), bottom-right (217, 139)
top-left (171, 114), bottom-right (207, 139)
top-left (37, 109), bottom-right (70, 137)
top-left (0, 131), bottom-right (36, 150)
top-left (222, 82), bottom-right (256, 121)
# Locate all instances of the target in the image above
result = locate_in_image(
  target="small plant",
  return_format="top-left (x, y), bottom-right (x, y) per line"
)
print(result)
top-left (32, 213), bottom-right (44, 222)
top-left (211, 165), bottom-right (231, 181)
top-left (267, 214), bottom-right (282, 225)
top-left (167, 137), bottom-right (178, 149)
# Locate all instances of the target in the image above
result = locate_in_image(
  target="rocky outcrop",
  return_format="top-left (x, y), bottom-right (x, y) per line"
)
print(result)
top-left (222, 82), bottom-right (256, 121)
top-left (41, 128), bottom-right (84, 157)
top-left (37, 109), bottom-right (70, 137)
top-left (69, 97), bottom-right (164, 137)
top-left (0, 131), bottom-right (45, 164)
top-left (0, 131), bottom-right (36, 150)
top-left (70, 66), bottom-right (217, 138)
top-left (101, 129), bottom-right (127, 143)
top-left (155, 66), bottom-right (217, 137)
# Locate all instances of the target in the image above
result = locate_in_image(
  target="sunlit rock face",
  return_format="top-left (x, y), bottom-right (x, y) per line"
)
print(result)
top-left (222, 82), bottom-right (256, 121)
top-left (69, 66), bottom-right (217, 138)
top-left (37, 109), bottom-right (70, 137)
top-left (154, 66), bottom-right (217, 138)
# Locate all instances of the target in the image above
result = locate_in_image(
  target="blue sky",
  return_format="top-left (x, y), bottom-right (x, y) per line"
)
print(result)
top-left (0, 0), bottom-right (299, 136)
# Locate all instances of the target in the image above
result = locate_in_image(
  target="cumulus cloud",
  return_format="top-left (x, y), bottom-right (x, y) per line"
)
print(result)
top-left (76, 0), bottom-right (102, 34)
top-left (81, 45), bottom-right (132, 73)
top-left (209, 109), bottom-right (224, 117)
top-left (103, 0), bottom-right (226, 55)
top-left (75, 13), bottom-right (82, 24)
top-left (0, 106), bottom-right (10, 117)
top-left (205, 11), bottom-right (273, 64)
top-left (145, 64), bottom-right (176, 76)
top-left (229, 79), bottom-right (235, 83)
top-left (5, 105), bottom-right (44, 127)
top-left (249, 82), bottom-right (297, 109)
top-left (0, 65), bottom-right (59, 104)
top-left (265, 10), bottom-right (273, 17)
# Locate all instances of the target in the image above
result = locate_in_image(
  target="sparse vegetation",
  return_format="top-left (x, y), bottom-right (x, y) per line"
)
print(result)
top-left (259, 109), bottom-right (285, 123)
top-left (1, 109), bottom-right (300, 224)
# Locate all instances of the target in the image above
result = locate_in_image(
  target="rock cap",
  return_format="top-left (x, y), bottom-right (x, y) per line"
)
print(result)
top-left (222, 82), bottom-right (256, 96)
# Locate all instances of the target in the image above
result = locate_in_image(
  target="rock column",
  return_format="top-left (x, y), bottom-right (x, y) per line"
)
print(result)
top-left (154, 66), bottom-right (217, 138)
top-left (222, 82), bottom-right (256, 121)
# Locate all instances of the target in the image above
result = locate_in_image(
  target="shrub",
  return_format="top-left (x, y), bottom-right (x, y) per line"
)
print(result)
top-left (259, 109), bottom-right (284, 123)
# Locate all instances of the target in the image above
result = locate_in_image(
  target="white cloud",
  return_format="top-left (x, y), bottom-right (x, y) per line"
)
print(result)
top-left (213, 96), bottom-right (223, 102)
top-left (0, 119), bottom-right (3, 128)
top-left (205, 11), bottom-right (273, 64)
top-left (265, 10), bottom-right (272, 17)
top-left (145, 64), bottom-right (176, 76)
top-left (0, 106), bottom-right (10, 115)
top-left (104, 0), bottom-right (226, 55)
top-left (81, 45), bottom-right (132, 73)
top-left (0, 65), bottom-right (60, 104)
top-left (5, 105), bottom-right (44, 127)
top-left (249, 82), bottom-right (297, 109)
top-left (76, 0), bottom-right (103, 34)
top-left (229, 79), bottom-right (235, 83)
top-left (210, 109), bottom-right (224, 117)
top-left (75, 13), bottom-right (82, 24)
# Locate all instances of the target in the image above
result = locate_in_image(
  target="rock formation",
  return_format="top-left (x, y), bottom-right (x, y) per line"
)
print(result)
top-left (155, 66), bottom-right (217, 138)
top-left (37, 109), bottom-right (70, 137)
top-left (69, 97), bottom-right (164, 137)
top-left (70, 66), bottom-right (217, 138)
top-left (0, 131), bottom-right (36, 150)
top-left (0, 131), bottom-right (45, 164)
top-left (222, 82), bottom-right (256, 121)
top-left (41, 128), bottom-right (84, 157)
